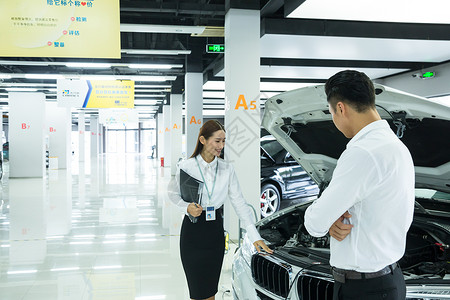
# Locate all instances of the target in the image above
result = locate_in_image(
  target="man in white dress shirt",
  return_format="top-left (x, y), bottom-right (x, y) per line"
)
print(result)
top-left (304, 70), bottom-right (415, 300)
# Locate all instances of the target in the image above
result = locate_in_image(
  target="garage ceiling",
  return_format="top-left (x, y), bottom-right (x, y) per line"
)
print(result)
top-left (0, 0), bottom-right (449, 120)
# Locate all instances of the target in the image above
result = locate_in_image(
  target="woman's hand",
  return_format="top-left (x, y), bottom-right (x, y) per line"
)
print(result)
top-left (187, 203), bottom-right (203, 217)
top-left (253, 240), bottom-right (273, 254)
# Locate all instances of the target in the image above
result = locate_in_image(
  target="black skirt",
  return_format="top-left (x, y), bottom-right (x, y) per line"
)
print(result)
top-left (180, 209), bottom-right (225, 299)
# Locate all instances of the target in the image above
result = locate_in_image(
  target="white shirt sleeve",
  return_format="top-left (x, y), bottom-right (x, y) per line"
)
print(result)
top-left (167, 161), bottom-right (189, 215)
top-left (227, 164), bottom-right (262, 244)
top-left (304, 146), bottom-right (379, 237)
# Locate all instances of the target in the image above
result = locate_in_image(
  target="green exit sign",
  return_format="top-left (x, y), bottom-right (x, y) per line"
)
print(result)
top-left (206, 44), bottom-right (225, 53)
top-left (421, 71), bottom-right (436, 79)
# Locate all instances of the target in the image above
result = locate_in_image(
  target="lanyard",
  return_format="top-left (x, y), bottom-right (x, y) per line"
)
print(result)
top-left (195, 157), bottom-right (219, 205)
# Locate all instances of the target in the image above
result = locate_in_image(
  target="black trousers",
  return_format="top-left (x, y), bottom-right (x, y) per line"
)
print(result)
top-left (333, 266), bottom-right (406, 300)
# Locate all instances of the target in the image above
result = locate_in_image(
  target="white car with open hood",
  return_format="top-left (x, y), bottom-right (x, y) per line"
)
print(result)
top-left (232, 84), bottom-right (450, 300)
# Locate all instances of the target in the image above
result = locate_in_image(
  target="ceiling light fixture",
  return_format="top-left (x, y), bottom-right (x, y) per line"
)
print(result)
top-left (6, 73), bottom-right (176, 82)
top-left (25, 74), bottom-right (64, 80)
top-left (77, 75), bottom-right (176, 82)
top-left (181, 110), bottom-right (226, 116)
top-left (135, 108), bottom-right (159, 112)
top-left (135, 85), bottom-right (171, 89)
top-left (134, 89), bottom-right (169, 93)
top-left (0, 60), bottom-right (50, 66)
top-left (5, 88), bottom-right (38, 92)
top-left (128, 64), bottom-right (181, 69)
top-left (122, 49), bottom-right (191, 55)
top-left (79, 75), bottom-right (119, 81)
top-left (134, 94), bottom-right (166, 98)
top-left (0, 83), bottom-right (56, 87)
top-left (120, 24), bottom-right (205, 34)
top-left (66, 63), bottom-right (112, 68)
top-left (130, 76), bottom-right (176, 82)
top-left (134, 100), bottom-right (160, 105)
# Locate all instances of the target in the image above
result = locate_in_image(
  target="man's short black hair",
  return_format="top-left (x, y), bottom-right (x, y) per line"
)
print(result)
top-left (325, 70), bottom-right (375, 113)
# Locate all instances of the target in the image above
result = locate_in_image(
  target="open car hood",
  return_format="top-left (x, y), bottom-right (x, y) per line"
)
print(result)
top-left (262, 84), bottom-right (450, 193)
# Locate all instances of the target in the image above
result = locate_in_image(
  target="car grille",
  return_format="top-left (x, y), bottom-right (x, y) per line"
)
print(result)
top-left (297, 274), bottom-right (334, 300)
top-left (251, 254), bottom-right (291, 298)
top-left (406, 286), bottom-right (450, 299)
top-left (256, 290), bottom-right (276, 300)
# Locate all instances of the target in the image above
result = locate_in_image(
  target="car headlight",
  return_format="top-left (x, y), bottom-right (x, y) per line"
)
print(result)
top-left (241, 234), bottom-right (257, 266)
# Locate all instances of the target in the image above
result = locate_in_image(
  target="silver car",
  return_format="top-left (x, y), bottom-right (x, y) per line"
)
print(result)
top-left (232, 84), bottom-right (450, 300)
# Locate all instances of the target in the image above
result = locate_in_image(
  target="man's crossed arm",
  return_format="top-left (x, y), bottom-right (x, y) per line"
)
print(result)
top-left (329, 211), bottom-right (353, 241)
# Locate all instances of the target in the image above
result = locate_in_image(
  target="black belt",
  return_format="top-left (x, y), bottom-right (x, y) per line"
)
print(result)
top-left (331, 263), bottom-right (397, 283)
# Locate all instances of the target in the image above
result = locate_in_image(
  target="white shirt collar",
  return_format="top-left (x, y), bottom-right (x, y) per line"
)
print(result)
top-left (347, 119), bottom-right (389, 148)
top-left (196, 154), bottom-right (218, 168)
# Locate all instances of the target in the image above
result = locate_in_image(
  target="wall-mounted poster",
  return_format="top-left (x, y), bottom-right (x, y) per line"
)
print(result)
top-left (57, 79), bottom-right (134, 108)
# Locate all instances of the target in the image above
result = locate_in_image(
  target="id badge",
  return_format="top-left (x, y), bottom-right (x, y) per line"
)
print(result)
top-left (205, 206), bottom-right (216, 221)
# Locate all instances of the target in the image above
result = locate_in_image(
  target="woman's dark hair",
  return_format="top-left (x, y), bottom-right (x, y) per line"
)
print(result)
top-left (325, 70), bottom-right (375, 113)
top-left (190, 120), bottom-right (225, 158)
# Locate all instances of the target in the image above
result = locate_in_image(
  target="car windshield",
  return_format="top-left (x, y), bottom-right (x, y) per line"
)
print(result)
top-left (415, 188), bottom-right (450, 216)
top-left (416, 188), bottom-right (450, 201)
top-left (261, 139), bottom-right (285, 159)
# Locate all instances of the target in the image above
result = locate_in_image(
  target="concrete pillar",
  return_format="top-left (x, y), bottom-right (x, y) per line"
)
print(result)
top-left (163, 105), bottom-right (171, 167)
top-left (90, 115), bottom-right (99, 158)
top-left (46, 103), bottom-right (71, 169)
top-left (224, 3), bottom-right (261, 240)
top-left (170, 77), bottom-right (184, 175)
top-left (157, 113), bottom-right (164, 160)
top-left (100, 125), bottom-right (106, 154)
top-left (185, 39), bottom-right (204, 157)
top-left (98, 123), bottom-right (104, 154)
top-left (9, 92), bottom-right (46, 177)
top-left (170, 96), bottom-right (183, 174)
top-left (78, 112), bottom-right (86, 162)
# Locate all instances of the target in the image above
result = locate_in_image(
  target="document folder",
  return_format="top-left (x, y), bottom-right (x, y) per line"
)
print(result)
top-left (180, 168), bottom-right (204, 223)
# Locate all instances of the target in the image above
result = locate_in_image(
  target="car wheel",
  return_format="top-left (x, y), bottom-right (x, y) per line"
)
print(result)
top-left (260, 184), bottom-right (281, 218)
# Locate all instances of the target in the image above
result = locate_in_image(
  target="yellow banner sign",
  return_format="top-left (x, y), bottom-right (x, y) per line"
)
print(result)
top-left (0, 0), bottom-right (120, 58)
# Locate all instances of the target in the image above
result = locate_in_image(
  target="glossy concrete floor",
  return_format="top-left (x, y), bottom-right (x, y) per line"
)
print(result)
top-left (0, 154), bottom-right (235, 300)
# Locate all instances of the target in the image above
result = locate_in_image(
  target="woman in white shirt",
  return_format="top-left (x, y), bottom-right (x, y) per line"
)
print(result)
top-left (168, 120), bottom-right (272, 300)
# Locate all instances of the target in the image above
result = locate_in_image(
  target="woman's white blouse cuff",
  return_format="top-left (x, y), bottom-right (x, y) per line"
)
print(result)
top-left (180, 201), bottom-right (189, 214)
top-left (245, 224), bottom-right (261, 244)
